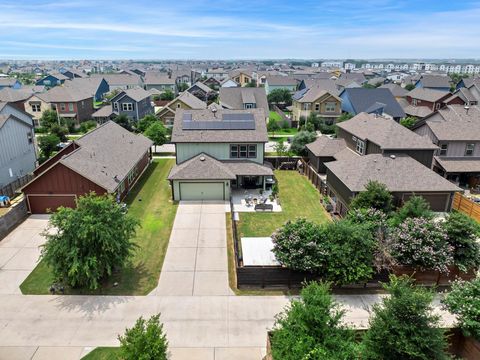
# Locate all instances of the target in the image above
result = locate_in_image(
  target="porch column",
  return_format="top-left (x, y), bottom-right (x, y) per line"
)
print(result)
top-left (263, 176), bottom-right (266, 191)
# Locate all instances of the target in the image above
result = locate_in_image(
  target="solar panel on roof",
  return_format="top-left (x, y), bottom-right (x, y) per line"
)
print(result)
top-left (182, 120), bottom-right (255, 130)
top-left (222, 113), bottom-right (255, 121)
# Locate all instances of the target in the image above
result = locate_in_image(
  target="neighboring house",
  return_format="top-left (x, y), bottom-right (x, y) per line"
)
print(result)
top-left (451, 79), bottom-right (480, 106)
top-left (167, 108), bottom-right (273, 201)
top-left (203, 77), bottom-right (222, 90)
top-left (110, 87), bottom-right (153, 121)
top-left (334, 78), bottom-right (362, 91)
top-left (306, 136), bottom-right (356, 173)
top-left (218, 88), bottom-right (269, 120)
top-left (187, 81), bottom-right (215, 102)
top-left (156, 91), bottom-right (207, 126)
top-left (415, 75), bottom-right (452, 92)
top-left (91, 106), bottom-right (116, 124)
top-left (0, 88), bottom-right (33, 111)
top-left (413, 105), bottom-right (480, 188)
top-left (143, 72), bottom-right (176, 92)
top-left (324, 153), bottom-right (461, 215)
top-left (0, 78), bottom-right (21, 90)
top-left (398, 88), bottom-right (452, 119)
top-left (339, 88), bottom-right (406, 121)
top-left (264, 76), bottom-right (297, 95)
top-left (63, 77), bottom-right (109, 102)
top-left (22, 121), bottom-right (152, 213)
top-left (379, 83), bottom-right (408, 99)
top-left (0, 102), bottom-right (36, 187)
top-left (338, 72), bottom-right (367, 85)
top-left (35, 73), bottom-right (69, 87)
top-left (220, 78), bottom-right (239, 88)
top-left (298, 78), bottom-right (337, 93)
top-left (23, 94), bottom-right (51, 126)
top-left (292, 86), bottom-right (342, 123)
top-left (229, 69), bottom-right (253, 87)
top-left (61, 69), bottom-right (84, 80)
top-left (205, 68), bottom-right (229, 80)
top-left (456, 77), bottom-right (480, 90)
top-left (335, 112), bottom-right (438, 168)
top-left (366, 77), bottom-right (386, 87)
top-left (92, 74), bottom-right (142, 90)
top-left (171, 70), bottom-right (192, 87)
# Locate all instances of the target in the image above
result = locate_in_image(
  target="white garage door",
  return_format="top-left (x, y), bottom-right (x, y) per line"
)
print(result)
top-left (179, 182), bottom-right (225, 201)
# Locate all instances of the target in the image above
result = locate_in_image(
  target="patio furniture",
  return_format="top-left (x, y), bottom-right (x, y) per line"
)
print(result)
top-left (255, 203), bottom-right (273, 211)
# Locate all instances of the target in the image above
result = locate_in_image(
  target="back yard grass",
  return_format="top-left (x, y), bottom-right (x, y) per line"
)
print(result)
top-left (238, 170), bottom-right (330, 238)
top-left (20, 159), bottom-right (178, 295)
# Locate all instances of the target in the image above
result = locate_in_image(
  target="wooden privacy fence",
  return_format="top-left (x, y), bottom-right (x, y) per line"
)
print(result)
top-left (452, 192), bottom-right (480, 222)
top-left (0, 174), bottom-right (33, 199)
top-left (300, 158), bottom-right (328, 196)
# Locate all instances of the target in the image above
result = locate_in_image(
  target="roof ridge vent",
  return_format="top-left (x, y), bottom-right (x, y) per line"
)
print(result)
top-left (390, 154), bottom-right (396, 159)
top-left (199, 156), bottom-right (206, 161)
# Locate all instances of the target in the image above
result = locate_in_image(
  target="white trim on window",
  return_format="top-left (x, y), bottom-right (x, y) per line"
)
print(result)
top-left (122, 103), bottom-right (133, 111)
top-left (356, 139), bottom-right (365, 154)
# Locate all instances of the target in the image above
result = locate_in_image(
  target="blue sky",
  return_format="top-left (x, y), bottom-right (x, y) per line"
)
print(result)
top-left (0, 0), bottom-right (479, 60)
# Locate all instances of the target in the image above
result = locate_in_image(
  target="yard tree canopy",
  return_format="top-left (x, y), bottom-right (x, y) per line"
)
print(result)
top-left (41, 193), bottom-right (139, 290)
top-left (144, 121), bottom-right (168, 148)
top-left (38, 133), bottom-right (60, 163)
top-left (267, 88), bottom-right (293, 106)
top-left (290, 131), bottom-right (316, 156)
top-left (350, 180), bottom-right (394, 213)
top-left (136, 114), bottom-right (158, 133)
top-left (160, 90), bottom-right (174, 101)
top-left (114, 114), bottom-right (134, 132)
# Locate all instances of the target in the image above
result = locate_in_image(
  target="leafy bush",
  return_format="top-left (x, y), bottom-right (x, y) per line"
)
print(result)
top-left (271, 282), bottom-right (360, 360)
top-left (160, 90), bottom-right (174, 101)
top-left (391, 195), bottom-right (433, 226)
top-left (400, 116), bottom-right (417, 129)
top-left (443, 277), bottom-right (480, 340)
top-left (350, 181), bottom-right (394, 213)
top-left (363, 275), bottom-right (450, 360)
top-left (41, 193), bottom-right (139, 289)
top-left (390, 217), bottom-right (453, 273)
top-left (113, 114), bottom-right (133, 132)
top-left (79, 120), bottom-right (97, 133)
top-left (118, 314), bottom-right (168, 360)
top-left (144, 122), bottom-right (168, 147)
top-left (38, 133), bottom-right (60, 159)
top-left (267, 118), bottom-right (280, 134)
top-left (290, 131), bottom-right (316, 156)
top-left (137, 114), bottom-right (158, 133)
top-left (271, 218), bottom-right (376, 284)
top-left (443, 212), bottom-right (480, 272)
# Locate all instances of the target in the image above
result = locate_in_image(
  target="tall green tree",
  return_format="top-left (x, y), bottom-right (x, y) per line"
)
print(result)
top-left (350, 180), bottom-right (394, 213)
top-left (38, 133), bottom-right (60, 161)
top-left (290, 131), bottom-right (316, 156)
top-left (137, 114), bottom-right (158, 133)
top-left (118, 314), bottom-right (168, 360)
top-left (273, 141), bottom-right (289, 157)
top-left (160, 90), bottom-right (174, 101)
top-left (39, 109), bottom-right (59, 129)
top-left (267, 118), bottom-right (280, 135)
top-left (114, 114), bottom-right (133, 132)
top-left (267, 88), bottom-right (293, 106)
top-left (144, 122), bottom-right (168, 151)
top-left (363, 275), bottom-right (450, 360)
top-left (41, 193), bottom-right (139, 290)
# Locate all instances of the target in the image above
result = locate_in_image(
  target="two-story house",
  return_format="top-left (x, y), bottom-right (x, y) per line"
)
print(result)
top-left (168, 108), bottom-right (273, 201)
top-left (92, 74), bottom-right (143, 91)
top-left (398, 88), bottom-right (452, 119)
top-left (339, 88), bottom-right (406, 121)
top-left (63, 77), bottom-right (109, 102)
top-left (415, 75), bottom-right (452, 92)
top-left (218, 88), bottom-right (269, 120)
top-left (0, 102), bottom-right (36, 187)
top-left (264, 76), bottom-right (297, 95)
top-left (156, 91), bottom-right (207, 126)
top-left (413, 104), bottom-right (480, 188)
top-left (110, 87), bottom-right (153, 122)
top-left (292, 86), bottom-right (342, 123)
top-left (143, 72), bottom-right (176, 93)
top-left (187, 81), bottom-right (216, 102)
top-left (35, 72), bottom-right (69, 88)
top-left (305, 113), bottom-right (459, 214)
top-left (228, 69), bottom-right (253, 87)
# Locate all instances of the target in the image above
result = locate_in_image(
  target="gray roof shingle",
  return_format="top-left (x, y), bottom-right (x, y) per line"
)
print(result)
top-left (219, 88), bottom-right (268, 113)
top-left (342, 88), bottom-right (406, 118)
top-left (423, 105), bottom-right (480, 141)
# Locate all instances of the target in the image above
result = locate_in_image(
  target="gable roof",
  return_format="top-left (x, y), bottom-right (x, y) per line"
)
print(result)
top-left (119, 87), bottom-right (151, 102)
top-left (337, 112), bottom-right (437, 150)
top-left (143, 72), bottom-right (175, 85)
top-left (421, 105), bottom-right (480, 141)
top-left (379, 83), bottom-right (408, 97)
top-left (416, 75), bottom-right (451, 88)
top-left (293, 86), bottom-right (340, 103)
top-left (29, 121), bottom-right (152, 192)
top-left (188, 81), bottom-right (213, 94)
top-left (174, 91), bottom-right (207, 109)
top-left (339, 72), bottom-right (366, 84)
top-left (219, 87), bottom-right (268, 111)
top-left (325, 153), bottom-right (460, 193)
top-left (0, 114), bottom-right (33, 130)
top-left (37, 84), bottom-right (93, 102)
top-left (171, 108), bottom-right (268, 143)
top-left (168, 153), bottom-right (236, 180)
top-left (266, 75), bottom-right (297, 86)
top-left (407, 88), bottom-right (450, 102)
top-left (63, 77), bottom-right (107, 94)
top-left (306, 136), bottom-right (348, 157)
top-left (300, 78), bottom-right (337, 93)
top-left (341, 88), bottom-right (406, 118)
top-left (91, 74), bottom-right (141, 86)
top-left (0, 88), bottom-right (32, 102)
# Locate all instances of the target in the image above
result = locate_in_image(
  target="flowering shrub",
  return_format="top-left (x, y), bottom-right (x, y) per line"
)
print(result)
top-left (443, 277), bottom-right (480, 340)
top-left (390, 218), bottom-right (453, 273)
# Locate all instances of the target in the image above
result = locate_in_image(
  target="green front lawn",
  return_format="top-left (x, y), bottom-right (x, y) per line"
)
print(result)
top-left (82, 348), bottom-right (120, 360)
top-left (238, 171), bottom-right (331, 238)
top-left (268, 128), bottom-right (298, 136)
top-left (20, 159), bottom-right (178, 295)
top-left (269, 110), bottom-right (282, 122)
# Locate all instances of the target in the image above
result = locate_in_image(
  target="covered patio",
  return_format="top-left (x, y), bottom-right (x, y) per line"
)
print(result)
top-left (231, 187), bottom-right (282, 212)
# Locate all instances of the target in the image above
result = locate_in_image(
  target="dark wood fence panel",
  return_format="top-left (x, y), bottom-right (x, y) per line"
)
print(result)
top-left (0, 174), bottom-right (33, 198)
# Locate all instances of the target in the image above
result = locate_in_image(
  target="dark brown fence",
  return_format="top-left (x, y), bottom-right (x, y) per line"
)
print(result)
top-left (0, 174), bottom-right (33, 198)
top-left (300, 158), bottom-right (328, 196)
top-left (264, 156), bottom-right (302, 170)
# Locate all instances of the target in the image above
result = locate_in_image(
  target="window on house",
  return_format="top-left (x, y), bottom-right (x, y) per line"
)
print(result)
top-left (244, 103), bottom-right (254, 109)
top-left (230, 144), bottom-right (256, 158)
top-left (68, 103), bottom-right (74, 111)
top-left (465, 143), bottom-right (475, 156)
top-left (325, 102), bottom-right (336, 112)
top-left (60, 103), bottom-right (66, 111)
top-left (412, 99), bottom-right (418, 106)
top-left (439, 144), bottom-right (448, 156)
top-left (356, 139), bottom-right (365, 154)
top-left (27, 132), bottom-right (33, 144)
top-left (248, 144), bottom-right (257, 158)
top-left (230, 144), bottom-right (239, 158)
top-left (31, 103), bottom-right (41, 112)
top-left (239, 145), bottom-right (248, 158)
top-left (113, 102), bottom-right (118, 110)
top-left (122, 103), bottom-right (133, 111)
top-left (315, 103), bottom-right (320, 111)
top-left (177, 103), bottom-right (181, 108)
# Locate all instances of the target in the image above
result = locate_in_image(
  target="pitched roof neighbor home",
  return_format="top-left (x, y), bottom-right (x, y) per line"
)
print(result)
top-left (0, 88), bottom-right (33, 111)
top-left (220, 78), bottom-right (239, 88)
top-left (413, 105), bottom-right (480, 188)
top-left (305, 136), bottom-right (356, 173)
top-left (35, 72), bottom-right (69, 87)
top-left (109, 87), bottom-right (153, 121)
top-left (187, 81), bottom-right (215, 101)
top-left (334, 78), bottom-right (361, 91)
top-left (415, 75), bottom-right (452, 91)
top-left (218, 87), bottom-right (269, 119)
top-left (22, 121), bottom-right (152, 213)
top-left (143, 72), bottom-right (176, 92)
top-left (339, 88), bottom-right (406, 121)
top-left (398, 88), bottom-right (452, 119)
top-left (156, 91), bottom-right (207, 126)
top-left (379, 83), bottom-right (408, 99)
top-left (168, 108), bottom-right (273, 201)
top-left (228, 69), bottom-right (253, 87)
top-left (63, 77), bottom-right (109, 102)
top-left (92, 73), bottom-right (142, 90)
top-left (0, 78), bottom-right (21, 90)
top-left (0, 102), bottom-right (36, 187)
top-left (297, 78), bottom-right (337, 93)
top-left (292, 86), bottom-right (342, 123)
top-left (264, 75), bottom-right (297, 94)
top-left (325, 153), bottom-right (461, 215)
top-left (338, 72), bottom-right (367, 84)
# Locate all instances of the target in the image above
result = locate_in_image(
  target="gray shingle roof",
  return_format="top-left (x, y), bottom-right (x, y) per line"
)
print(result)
top-left (219, 88), bottom-right (268, 113)
top-left (143, 72), bottom-right (176, 85)
top-left (39, 85), bottom-right (93, 102)
top-left (342, 88), bottom-right (406, 118)
top-left (266, 75), bottom-right (297, 86)
top-left (171, 108), bottom-right (268, 143)
top-left (92, 106), bottom-right (115, 118)
top-left (435, 156), bottom-right (480, 173)
top-left (293, 86), bottom-right (340, 103)
top-left (121, 87), bottom-right (151, 102)
top-left (57, 121), bottom-right (152, 192)
top-left (407, 88), bottom-right (450, 102)
top-left (306, 136), bottom-right (347, 157)
top-left (174, 91), bottom-right (207, 109)
top-left (417, 75), bottom-right (451, 89)
top-left (325, 153), bottom-right (461, 193)
top-left (339, 73), bottom-right (366, 84)
top-left (380, 83), bottom-right (408, 97)
top-left (63, 77), bottom-right (106, 95)
top-left (301, 79), bottom-right (338, 94)
top-left (0, 88), bottom-right (32, 102)
top-left (337, 112), bottom-right (438, 150)
top-left (423, 105), bottom-right (480, 141)
top-left (91, 74), bottom-right (141, 87)
top-left (0, 78), bottom-right (18, 86)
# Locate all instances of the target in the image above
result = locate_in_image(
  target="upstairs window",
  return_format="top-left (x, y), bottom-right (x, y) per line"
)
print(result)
top-left (122, 103), bottom-right (134, 111)
top-left (356, 139), bottom-right (365, 154)
top-left (68, 103), bottom-right (74, 111)
top-left (314, 103), bottom-right (320, 111)
top-left (31, 103), bottom-right (41, 112)
top-left (230, 144), bottom-right (257, 159)
top-left (439, 144), bottom-right (448, 156)
top-left (60, 103), bottom-right (66, 111)
top-left (412, 99), bottom-right (418, 106)
top-left (113, 102), bottom-right (118, 110)
top-left (325, 102), bottom-right (336, 112)
top-left (465, 143), bottom-right (475, 156)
